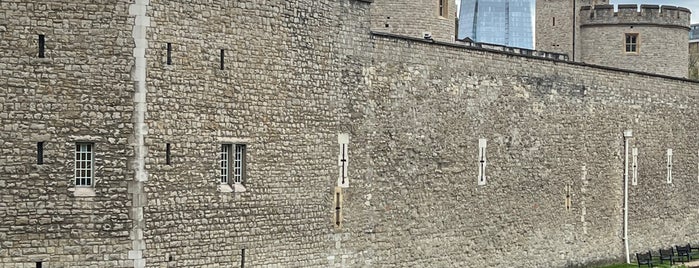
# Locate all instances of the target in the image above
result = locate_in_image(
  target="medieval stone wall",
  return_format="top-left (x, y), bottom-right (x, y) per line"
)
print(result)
top-left (141, 0), bottom-right (370, 267)
top-left (0, 0), bottom-right (137, 267)
top-left (579, 5), bottom-right (691, 78)
top-left (535, 0), bottom-right (608, 59)
top-left (339, 34), bottom-right (699, 267)
top-left (1, 1), bottom-right (699, 268)
top-left (370, 0), bottom-right (456, 42)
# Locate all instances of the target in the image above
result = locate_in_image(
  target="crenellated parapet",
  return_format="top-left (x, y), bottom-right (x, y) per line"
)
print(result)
top-left (579, 4), bottom-right (691, 29)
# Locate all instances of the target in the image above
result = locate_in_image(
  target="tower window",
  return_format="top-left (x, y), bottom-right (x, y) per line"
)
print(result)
top-left (221, 144), bottom-right (246, 185)
top-left (552, 17), bottom-right (555, 26)
top-left (439, 0), bottom-right (447, 17)
top-left (38, 35), bottom-right (45, 58)
top-left (75, 143), bottom-right (94, 186)
top-left (625, 33), bottom-right (638, 53)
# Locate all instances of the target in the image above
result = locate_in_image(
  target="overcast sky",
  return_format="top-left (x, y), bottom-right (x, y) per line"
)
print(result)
top-left (455, 0), bottom-right (699, 23)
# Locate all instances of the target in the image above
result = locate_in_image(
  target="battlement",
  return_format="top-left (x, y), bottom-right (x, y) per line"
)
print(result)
top-left (579, 4), bottom-right (691, 29)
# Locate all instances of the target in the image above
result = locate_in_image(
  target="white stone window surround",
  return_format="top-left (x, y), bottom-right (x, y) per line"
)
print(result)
top-left (337, 133), bottom-right (349, 188)
top-left (478, 138), bottom-right (487, 186)
top-left (218, 138), bottom-right (250, 193)
top-left (666, 149), bottom-right (673, 184)
top-left (632, 148), bottom-right (638, 186)
top-left (68, 136), bottom-right (101, 197)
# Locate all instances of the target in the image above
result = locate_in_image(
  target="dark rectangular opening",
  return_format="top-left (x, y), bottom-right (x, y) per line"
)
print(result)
top-left (552, 17), bottom-right (556, 26)
top-left (36, 261), bottom-right (42, 268)
top-left (38, 35), bottom-right (45, 58)
top-left (220, 49), bottom-right (225, 70)
top-left (37, 142), bottom-right (44, 165)
top-left (241, 248), bottom-right (245, 268)
top-left (166, 43), bottom-right (172, 65)
top-left (166, 143), bottom-right (171, 165)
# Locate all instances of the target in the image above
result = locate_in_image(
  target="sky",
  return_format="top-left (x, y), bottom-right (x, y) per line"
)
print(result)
top-left (454, 0), bottom-right (699, 23)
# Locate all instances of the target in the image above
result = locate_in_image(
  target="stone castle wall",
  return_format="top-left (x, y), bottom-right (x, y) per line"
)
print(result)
top-left (579, 5), bottom-right (691, 78)
top-left (370, 0), bottom-right (456, 41)
top-left (0, 1), bottom-right (136, 267)
top-left (343, 33), bottom-right (699, 267)
top-left (1, 1), bottom-right (699, 268)
top-left (535, 0), bottom-right (608, 59)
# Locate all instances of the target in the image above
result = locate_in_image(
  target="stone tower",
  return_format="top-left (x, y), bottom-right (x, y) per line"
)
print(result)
top-left (578, 5), bottom-right (691, 77)
top-left (535, 0), bottom-right (608, 59)
top-left (371, 0), bottom-right (457, 42)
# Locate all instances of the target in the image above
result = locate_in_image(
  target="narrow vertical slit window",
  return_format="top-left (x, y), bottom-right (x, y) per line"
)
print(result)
top-left (565, 185), bottom-right (571, 211)
top-left (36, 262), bottom-right (42, 268)
top-left (220, 144), bottom-right (230, 184)
top-left (334, 187), bottom-right (342, 228)
top-left (220, 49), bottom-right (225, 70)
top-left (552, 17), bottom-right (556, 26)
top-left (438, 0), bottom-right (446, 17)
top-left (478, 138), bottom-right (487, 185)
top-left (74, 143), bottom-right (94, 187)
top-left (38, 35), bottom-right (45, 58)
top-left (337, 133), bottom-right (349, 187)
top-left (666, 149), bottom-right (673, 184)
top-left (166, 143), bottom-right (171, 166)
top-left (166, 43), bottom-right (172, 65)
top-left (631, 148), bottom-right (638, 186)
top-left (37, 142), bottom-right (44, 165)
top-left (241, 249), bottom-right (245, 268)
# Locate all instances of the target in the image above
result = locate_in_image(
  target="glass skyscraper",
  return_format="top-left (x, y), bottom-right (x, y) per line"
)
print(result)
top-left (458, 0), bottom-right (534, 49)
top-left (691, 23), bottom-right (699, 40)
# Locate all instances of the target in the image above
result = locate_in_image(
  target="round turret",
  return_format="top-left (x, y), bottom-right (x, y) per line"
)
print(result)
top-left (578, 4), bottom-right (691, 77)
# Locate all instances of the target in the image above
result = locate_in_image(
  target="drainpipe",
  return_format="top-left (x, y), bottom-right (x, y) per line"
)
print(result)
top-left (623, 130), bottom-right (633, 264)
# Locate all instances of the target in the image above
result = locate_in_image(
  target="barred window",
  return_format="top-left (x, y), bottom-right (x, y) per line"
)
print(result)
top-left (625, 33), bottom-right (638, 53)
top-left (233, 144), bottom-right (246, 184)
top-left (220, 144), bottom-right (231, 184)
top-left (221, 144), bottom-right (246, 184)
top-left (75, 143), bottom-right (93, 186)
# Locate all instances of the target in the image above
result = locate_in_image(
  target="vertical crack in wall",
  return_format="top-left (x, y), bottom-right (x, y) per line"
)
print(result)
top-left (128, 1), bottom-right (150, 268)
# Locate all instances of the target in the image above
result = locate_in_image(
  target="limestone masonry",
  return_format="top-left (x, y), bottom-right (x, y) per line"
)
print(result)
top-left (1, 1), bottom-right (698, 268)
top-left (537, 1), bottom-right (691, 78)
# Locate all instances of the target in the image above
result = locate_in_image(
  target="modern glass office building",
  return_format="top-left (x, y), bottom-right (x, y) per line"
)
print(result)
top-left (458, 0), bottom-right (534, 49)
top-left (691, 24), bottom-right (699, 40)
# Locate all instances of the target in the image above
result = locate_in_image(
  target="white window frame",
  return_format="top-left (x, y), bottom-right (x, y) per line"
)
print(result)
top-left (631, 148), bottom-right (638, 186)
top-left (666, 149), bottom-right (673, 184)
top-left (220, 144), bottom-right (231, 184)
top-left (337, 133), bottom-right (349, 188)
top-left (233, 144), bottom-right (246, 184)
top-left (74, 143), bottom-right (94, 187)
top-left (478, 138), bottom-right (487, 186)
top-left (221, 143), bottom-right (246, 185)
